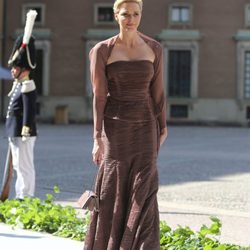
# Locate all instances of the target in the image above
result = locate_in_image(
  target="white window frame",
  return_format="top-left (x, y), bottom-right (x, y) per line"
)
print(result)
top-left (86, 40), bottom-right (99, 98)
top-left (35, 40), bottom-right (51, 96)
top-left (245, 4), bottom-right (250, 27)
top-left (22, 3), bottom-right (45, 26)
top-left (169, 3), bottom-right (192, 25)
top-left (236, 41), bottom-right (250, 101)
top-left (94, 3), bottom-right (116, 26)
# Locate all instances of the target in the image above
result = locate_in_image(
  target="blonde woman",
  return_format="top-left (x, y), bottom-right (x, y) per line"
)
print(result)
top-left (84, 0), bottom-right (167, 249)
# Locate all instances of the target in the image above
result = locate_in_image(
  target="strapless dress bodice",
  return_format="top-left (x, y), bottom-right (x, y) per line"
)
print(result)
top-left (104, 60), bottom-right (157, 122)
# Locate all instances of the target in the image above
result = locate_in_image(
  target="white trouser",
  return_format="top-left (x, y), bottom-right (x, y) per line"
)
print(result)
top-left (9, 137), bottom-right (36, 199)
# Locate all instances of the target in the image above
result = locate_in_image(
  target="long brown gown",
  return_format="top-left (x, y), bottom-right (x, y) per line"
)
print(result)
top-left (84, 60), bottom-right (161, 250)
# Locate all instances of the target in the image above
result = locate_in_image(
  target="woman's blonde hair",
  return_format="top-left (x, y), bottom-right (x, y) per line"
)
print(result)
top-left (113, 0), bottom-right (143, 14)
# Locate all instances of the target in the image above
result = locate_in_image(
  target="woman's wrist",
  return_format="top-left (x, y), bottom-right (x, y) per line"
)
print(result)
top-left (160, 127), bottom-right (167, 135)
top-left (94, 137), bottom-right (103, 143)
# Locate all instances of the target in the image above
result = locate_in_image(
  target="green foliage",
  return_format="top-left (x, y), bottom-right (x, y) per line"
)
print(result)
top-left (53, 185), bottom-right (60, 194)
top-left (160, 216), bottom-right (250, 250)
top-left (0, 188), bottom-right (249, 249)
top-left (0, 188), bottom-right (89, 241)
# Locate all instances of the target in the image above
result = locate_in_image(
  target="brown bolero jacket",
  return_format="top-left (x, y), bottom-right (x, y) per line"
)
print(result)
top-left (89, 32), bottom-right (167, 138)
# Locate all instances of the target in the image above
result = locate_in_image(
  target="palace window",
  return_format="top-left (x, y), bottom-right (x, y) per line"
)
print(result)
top-left (22, 3), bottom-right (45, 26)
top-left (169, 4), bottom-right (192, 24)
top-left (244, 51), bottom-right (250, 98)
top-left (170, 104), bottom-right (188, 118)
top-left (168, 50), bottom-right (191, 97)
top-left (245, 4), bottom-right (250, 27)
top-left (246, 106), bottom-right (250, 119)
top-left (94, 4), bottom-right (115, 25)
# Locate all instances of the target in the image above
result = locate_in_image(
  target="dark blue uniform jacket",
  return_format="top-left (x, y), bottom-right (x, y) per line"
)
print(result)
top-left (5, 79), bottom-right (37, 137)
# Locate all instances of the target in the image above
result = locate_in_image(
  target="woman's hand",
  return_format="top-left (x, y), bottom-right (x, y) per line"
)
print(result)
top-left (160, 127), bottom-right (168, 146)
top-left (92, 138), bottom-right (104, 166)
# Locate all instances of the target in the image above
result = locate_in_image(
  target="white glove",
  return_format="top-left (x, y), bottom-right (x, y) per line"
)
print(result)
top-left (22, 136), bottom-right (28, 142)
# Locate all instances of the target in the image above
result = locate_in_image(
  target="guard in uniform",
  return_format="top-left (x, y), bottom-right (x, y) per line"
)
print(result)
top-left (5, 34), bottom-right (37, 200)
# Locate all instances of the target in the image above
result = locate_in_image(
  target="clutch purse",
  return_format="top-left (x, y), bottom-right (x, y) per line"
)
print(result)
top-left (77, 190), bottom-right (99, 212)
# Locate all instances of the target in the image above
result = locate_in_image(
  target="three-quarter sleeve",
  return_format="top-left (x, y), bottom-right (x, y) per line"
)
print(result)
top-left (89, 45), bottom-right (108, 138)
top-left (151, 45), bottom-right (167, 132)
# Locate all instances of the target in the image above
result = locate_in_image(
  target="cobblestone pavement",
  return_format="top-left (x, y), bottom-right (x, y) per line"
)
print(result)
top-left (0, 123), bottom-right (250, 246)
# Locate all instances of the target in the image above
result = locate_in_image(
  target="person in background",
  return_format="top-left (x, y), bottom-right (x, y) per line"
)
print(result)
top-left (84, 0), bottom-right (167, 249)
top-left (5, 34), bottom-right (37, 200)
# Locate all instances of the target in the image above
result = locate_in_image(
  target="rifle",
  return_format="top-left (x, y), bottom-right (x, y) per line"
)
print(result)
top-left (0, 146), bottom-right (13, 201)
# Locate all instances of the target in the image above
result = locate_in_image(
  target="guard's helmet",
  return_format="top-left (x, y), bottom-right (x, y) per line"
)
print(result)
top-left (8, 35), bottom-right (36, 70)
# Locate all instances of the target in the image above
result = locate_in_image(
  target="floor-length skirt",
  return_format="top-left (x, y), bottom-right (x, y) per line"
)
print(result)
top-left (84, 117), bottom-right (160, 250)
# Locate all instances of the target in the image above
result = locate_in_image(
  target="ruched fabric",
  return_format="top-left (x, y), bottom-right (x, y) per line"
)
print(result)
top-left (104, 61), bottom-right (156, 122)
top-left (84, 61), bottom-right (161, 250)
